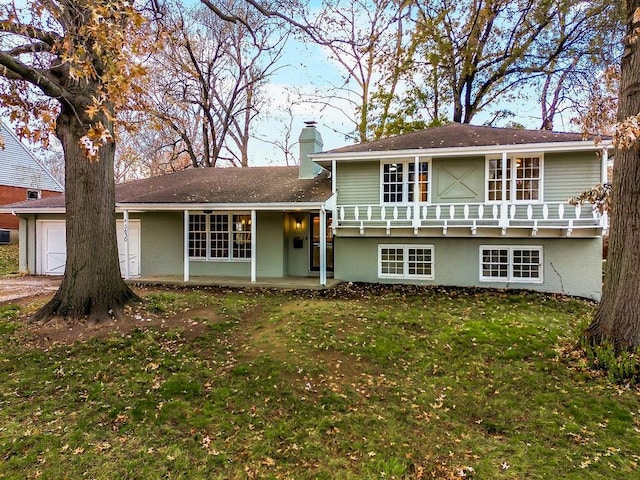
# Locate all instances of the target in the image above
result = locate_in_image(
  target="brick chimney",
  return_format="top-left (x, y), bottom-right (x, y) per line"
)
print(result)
top-left (298, 121), bottom-right (324, 179)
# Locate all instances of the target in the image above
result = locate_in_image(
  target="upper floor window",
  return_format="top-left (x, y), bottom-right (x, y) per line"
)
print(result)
top-left (487, 156), bottom-right (542, 202)
top-left (27, 189), bottom-right (41, 200)
top-left (381, 160), bottom-right (429, 203)
top-left (189, 212), bottom-right (251, 260)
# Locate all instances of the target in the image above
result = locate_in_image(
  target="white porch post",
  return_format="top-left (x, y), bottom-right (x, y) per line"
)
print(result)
top-left (319, 207), bottom-right (327, 286)
top-left (183, 210), bottom-right (190, 282)
top-left (500, 151), bottom-right (509, 230)
top-left (123, 209), bottom-right (130, 279)
top-left (251, 209), bottom-right (257, 283)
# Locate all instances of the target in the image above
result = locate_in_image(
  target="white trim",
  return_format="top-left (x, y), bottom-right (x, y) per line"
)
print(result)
top-left (183, 210), bottom-right (190, 281)
top-left (331, 159), bottom-right (336, 195)
top-left (478, 245), bottom-right (543, 284)
top-left (250, 210), bottom-right (256, 283)
top-left (320, 208), bottom-right (327, 286)
top-left (485, 153), bottom-right (544, 204)
top-left (123, 210), bottom-right (130, 279)
top-left (378, 244), bottom-right (435, 280)
top-left (379, 158), bottom-right (431, 205)
top-left (187, 211), bottom-right (253, 262)
top-left (601, 148), bottom-right (608, 184)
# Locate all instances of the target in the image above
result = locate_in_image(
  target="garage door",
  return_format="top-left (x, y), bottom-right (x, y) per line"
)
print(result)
top-left (37, 220), bottom-right (140, 277)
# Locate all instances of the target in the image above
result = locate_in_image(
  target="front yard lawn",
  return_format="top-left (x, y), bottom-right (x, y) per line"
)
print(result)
top-left (0, 285), bottom-right (638, 479)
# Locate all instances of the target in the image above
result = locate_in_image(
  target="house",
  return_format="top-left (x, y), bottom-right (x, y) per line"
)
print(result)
top-left (1, 122), bottom-right (609, 300)
top-left (0, 122), bottom-right (64, 242)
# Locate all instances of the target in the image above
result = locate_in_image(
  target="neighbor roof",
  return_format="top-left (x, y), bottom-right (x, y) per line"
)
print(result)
top-left (2, 166), bottom-right (332, 211)
top-left (323, 123), bottom-right (603, 154)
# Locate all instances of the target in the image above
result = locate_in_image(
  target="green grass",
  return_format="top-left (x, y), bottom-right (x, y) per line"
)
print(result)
top-left (1, 286), bottom-right (639, 479)
top-left (0, 243), bottom-right (19, 275)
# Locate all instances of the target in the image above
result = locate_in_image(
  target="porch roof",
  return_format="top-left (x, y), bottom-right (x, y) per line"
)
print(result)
top-left (1, 166), bottom-right (333, 214)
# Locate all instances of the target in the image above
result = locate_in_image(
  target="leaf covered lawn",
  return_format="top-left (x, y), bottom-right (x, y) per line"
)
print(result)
top-left (0, 284), bottom-right (638, 479)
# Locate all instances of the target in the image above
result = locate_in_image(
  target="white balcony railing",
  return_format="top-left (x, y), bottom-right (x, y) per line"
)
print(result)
top-left (335, 202), bottom-right (606, 236)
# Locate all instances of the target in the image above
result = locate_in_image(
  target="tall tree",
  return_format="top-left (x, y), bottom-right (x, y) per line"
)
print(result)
top-left (407, 0), bottom-right (613, 125)
top-left (585, 0), bottom-right (640, 349)
top-left (0, 0), bottom-right (155, 323)
top-left (144, 1), bottom-right (286, 169)
top-left (295, 0), bottom-right (411, 142)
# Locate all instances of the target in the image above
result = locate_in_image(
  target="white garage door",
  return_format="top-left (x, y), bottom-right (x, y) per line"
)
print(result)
top-left (37, 220), bottom-right (140, 277)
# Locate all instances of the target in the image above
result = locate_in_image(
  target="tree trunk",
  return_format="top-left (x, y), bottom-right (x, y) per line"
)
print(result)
top-left (584, 0), bottom-right (640, 349)
top-left (32, 109), bottom-right (139, 324)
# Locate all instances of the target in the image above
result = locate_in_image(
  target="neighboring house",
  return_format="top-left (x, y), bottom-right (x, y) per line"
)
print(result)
top-left (1, 122), bottom-right (609, 300)
top-left (0, 122), bottom-right (64, 240)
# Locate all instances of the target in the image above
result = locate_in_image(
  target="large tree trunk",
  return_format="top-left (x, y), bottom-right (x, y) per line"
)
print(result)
top-left (32, 109), bottom-right (139, 324)
top-left (584, 1), bottom-right (640, 349)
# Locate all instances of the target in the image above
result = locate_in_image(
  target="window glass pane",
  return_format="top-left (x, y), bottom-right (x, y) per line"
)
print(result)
top-left (232, 214), bottom-right (252, 259)
top-left (514, 157), bottom-right (540, 201)
top-left (512, 249), bottom-right (541, 279)
top-left (408, 162), bottom-right (429, 202)
top-left (380, 247), bottom-right (403, 275)
top-left (383, 163), bottom-right (404, 203)
top-left (189, 214), bottom-right (207, 258)
top-left (488, 159), bottom-right (511, 201)
top-left (408, 247), bottom-right (432, 276)
top-left (481, 248), bottom-right (509, 278)
top-left (210, 214), bottom-right (229, 258)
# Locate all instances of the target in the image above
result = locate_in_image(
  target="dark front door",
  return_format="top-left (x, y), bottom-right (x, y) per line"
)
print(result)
top-left (310, 213), bottom-right (334, 272)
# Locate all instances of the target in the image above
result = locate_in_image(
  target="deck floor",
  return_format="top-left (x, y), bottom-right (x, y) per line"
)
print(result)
top-left (126, 275), bottom-right (342, 290)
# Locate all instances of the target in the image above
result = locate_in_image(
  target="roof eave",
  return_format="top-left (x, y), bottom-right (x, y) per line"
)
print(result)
top-left (311, 140), bottom-right (613, 165)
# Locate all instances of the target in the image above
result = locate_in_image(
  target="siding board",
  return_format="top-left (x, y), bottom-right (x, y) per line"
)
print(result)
top-left (544, 152), bottom-right (601, 202)
top-left (336, 161), bottom-right (380, 205)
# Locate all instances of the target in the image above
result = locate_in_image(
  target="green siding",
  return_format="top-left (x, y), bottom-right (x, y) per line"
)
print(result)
top-left (256, 211), bottom-right (285, 277)
top-left (336, 161), bottom-right (380, 205)
top-left (138, 212), bottom-right (184, 275)
top-left (286, 213), bottom-right (309, 276)
top-left (334, 236), bottom-right (602, 300)
top-left (544, 152), bottom-right (601, 202)
top-left (138, 211), bottom-right (288, 278)
top-left (432, 157), bottom-right (484, 203)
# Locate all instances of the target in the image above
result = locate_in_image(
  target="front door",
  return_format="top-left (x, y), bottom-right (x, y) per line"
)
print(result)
top-left (310, 213), bottom-right (334, 271)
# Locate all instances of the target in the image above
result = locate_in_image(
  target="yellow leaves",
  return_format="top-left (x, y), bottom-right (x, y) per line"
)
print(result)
top-left (614, 114), bottom-right (640, 150)
top-left (80, 122), bottom-right (113, 161)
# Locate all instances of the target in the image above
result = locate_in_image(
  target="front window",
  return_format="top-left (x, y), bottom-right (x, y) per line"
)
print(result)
top-left (379, 244), bottom-right (434, 280)
top-left (382, 160), bottom-right (429, 203)
top-left (189, 212), bottom-right (251, 260)
top-left (487, 156), bottom-right (541, 202)
top-left (479, 246), bottom-right (542, 283)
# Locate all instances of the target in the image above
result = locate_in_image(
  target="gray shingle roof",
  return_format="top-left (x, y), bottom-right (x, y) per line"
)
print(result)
top-left (3, 166), bottom-right (332, 210)
top-left (324, 123), bottom-right (598, 154)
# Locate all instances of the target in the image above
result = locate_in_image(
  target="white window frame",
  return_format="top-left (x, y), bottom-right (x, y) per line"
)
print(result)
top-left (479, 245), bottom-right (543, 283)
top-left (380, 158), bottom-right (431, 205)
top-left (378, 244), bottom-right (435, 280)
top-left (188, 211), bottom-right (251, 262)
top-left (485, 154), bottom-right (544, 204)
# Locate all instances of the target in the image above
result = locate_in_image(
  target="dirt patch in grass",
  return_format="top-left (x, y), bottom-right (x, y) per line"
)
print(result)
top-left (9, 286), bottom-right (226, 348)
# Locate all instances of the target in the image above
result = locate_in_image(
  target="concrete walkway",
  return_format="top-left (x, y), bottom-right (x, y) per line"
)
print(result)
top-left (0, 276), bottom-right (61, 303)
